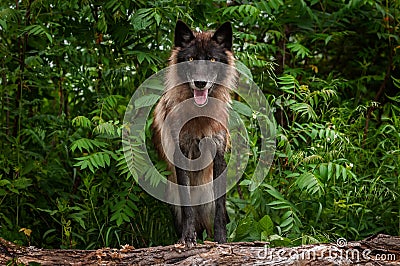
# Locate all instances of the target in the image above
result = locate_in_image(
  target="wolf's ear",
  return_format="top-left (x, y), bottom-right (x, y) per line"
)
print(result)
top-left (174, 20), bottom-right (195, 48)
top-left (212, 22), bottom-right (232, 50)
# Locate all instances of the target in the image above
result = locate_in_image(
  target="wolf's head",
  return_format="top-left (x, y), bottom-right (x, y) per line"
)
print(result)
top-left (171, 20), bottom-right (233, 106)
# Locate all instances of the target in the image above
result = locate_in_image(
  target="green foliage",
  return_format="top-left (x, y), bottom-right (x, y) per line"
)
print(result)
top-left (0, 0), bottom-right (399, 250)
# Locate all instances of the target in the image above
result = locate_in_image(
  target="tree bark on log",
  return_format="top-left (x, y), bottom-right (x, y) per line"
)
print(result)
top-left (1, 234), bottom-right (399, 265)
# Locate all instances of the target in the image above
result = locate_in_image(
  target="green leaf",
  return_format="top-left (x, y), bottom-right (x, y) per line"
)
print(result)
top-left (287, 42), bottom-right (311, 59)
top-left (13, 178), bottom-right (33, 189)
top-left (71, 138), bottom-right (107, 153)
top-left (232, 100), bottom-right (252, 117)
top-left (264, 184), bottom-right (285, 201)
top-left (134, 94), bottom-right (160, 108)
top-left (0, 179), bottom-right (11, 186)
top-left (290, 103), bottom-right (317, 121)
top-left (296, 172), bottom-right (324, 197)
top-left (258, 215), bottom-right (273, 235)
top-left (280, 216), bottom-right (294, 228)
top-left (72, 116), bottom-right (92, 128)
top-left (0, 19), bottom-right (7, 30)
top-left (23, 24), bottom-right (53, 43)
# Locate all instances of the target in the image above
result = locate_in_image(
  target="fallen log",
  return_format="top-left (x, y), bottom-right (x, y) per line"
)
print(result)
top-left (1, 234), bottom-right (399, 265)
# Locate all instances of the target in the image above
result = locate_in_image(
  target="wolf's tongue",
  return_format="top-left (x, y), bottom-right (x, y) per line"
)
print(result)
top-left (194, 89), bottom-right (208, 105)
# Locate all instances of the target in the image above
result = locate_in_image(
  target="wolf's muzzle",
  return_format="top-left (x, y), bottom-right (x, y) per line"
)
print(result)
top-left (194, 81), bottom-right (207, 89)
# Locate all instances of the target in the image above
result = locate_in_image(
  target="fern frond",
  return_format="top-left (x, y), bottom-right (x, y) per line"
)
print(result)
top-left (74, 151), bottom-right (113, 173)
top-left (72, 116), bottom-right (92, 128)
top-left (302, 154), bottom-right (323, 164)
top-left (70, 138), bottom-right (108, 153)
top-left (290, 103), bottom-right (317, 121)
top-left (296, 172), bottom-right (325, 197)
top-left (93, 122), bottom-right (118, 136)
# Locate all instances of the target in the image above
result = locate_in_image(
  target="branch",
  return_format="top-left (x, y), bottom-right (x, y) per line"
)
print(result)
top-left (1, 235), bottom-right (400, 265)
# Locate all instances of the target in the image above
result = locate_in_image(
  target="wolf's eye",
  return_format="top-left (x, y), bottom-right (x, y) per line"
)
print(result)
top-left (188, 57), bottom-right (194, 61)
top-left (210, 58), bottom-right (216, 62)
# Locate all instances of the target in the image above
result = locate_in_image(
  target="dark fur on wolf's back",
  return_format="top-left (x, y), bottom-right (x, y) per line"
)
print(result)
top-left (152, 20), bottom-right (236, 246)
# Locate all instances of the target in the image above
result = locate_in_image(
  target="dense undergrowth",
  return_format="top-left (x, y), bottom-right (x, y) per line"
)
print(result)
top-left (0, 0), bottom-right (399, 249)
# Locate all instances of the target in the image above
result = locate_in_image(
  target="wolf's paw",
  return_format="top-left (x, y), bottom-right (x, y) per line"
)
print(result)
top-left (214, 228), bottom-right (227, 244)
top-left (178, 230), bottom-right (197, 248)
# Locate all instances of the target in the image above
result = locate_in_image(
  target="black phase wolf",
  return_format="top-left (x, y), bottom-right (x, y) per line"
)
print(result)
top-left (152, 20), bottom-right (237, 245)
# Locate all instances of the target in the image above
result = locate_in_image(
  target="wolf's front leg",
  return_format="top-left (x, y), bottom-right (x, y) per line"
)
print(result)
top-left (213, 150), bottom-right (227, 243)
top-left (175, 165), bottom-right (196, 246)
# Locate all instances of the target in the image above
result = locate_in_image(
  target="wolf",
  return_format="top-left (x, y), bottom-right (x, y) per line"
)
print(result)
top-left (152, 20), bottom-right (236, 246)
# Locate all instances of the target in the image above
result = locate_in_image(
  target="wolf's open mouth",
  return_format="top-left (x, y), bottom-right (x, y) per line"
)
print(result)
top-left (193, 89), bottom-right (208, 106)
top-left (188, 74), bottom-right (217, 106)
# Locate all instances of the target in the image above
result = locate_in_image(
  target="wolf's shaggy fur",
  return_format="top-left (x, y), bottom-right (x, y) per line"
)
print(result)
top-left (152, 20), bottom-right (236, 245)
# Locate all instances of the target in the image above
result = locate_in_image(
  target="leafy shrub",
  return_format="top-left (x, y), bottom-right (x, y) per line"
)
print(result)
top-left (0, 0), bottom-right (398, 248)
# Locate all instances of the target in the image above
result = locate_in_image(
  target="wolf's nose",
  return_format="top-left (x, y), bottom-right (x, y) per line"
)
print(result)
top-left (194, 81), bottom-right (207, 88)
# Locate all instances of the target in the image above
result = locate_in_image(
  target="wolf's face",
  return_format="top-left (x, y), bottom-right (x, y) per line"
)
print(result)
top-left (173, 21), bottom-right (233, 106)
